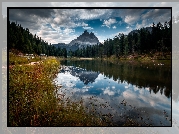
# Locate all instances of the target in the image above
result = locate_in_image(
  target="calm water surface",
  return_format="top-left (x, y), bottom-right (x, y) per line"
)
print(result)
top-left (55, 60), bottom-right (171, 126)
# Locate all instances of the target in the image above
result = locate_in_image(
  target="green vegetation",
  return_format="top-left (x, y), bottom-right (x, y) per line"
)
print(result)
top-left (94, 52), bottom-right (171, 65)
top-left (9, 55), bottom-right (109, 126)
top-left (8, 22), bottom-right (109, 126)
top-left (9, 20), bottom-right (171, 61)
top-left (8, 18), bottom-right (172, 126)
top-left (9, 52), bottom-right (29, 65)
top-left (8, 21), bottom-right (67, 57)
top-left (9, 50), bottom-right (42, 65)
top-left (69, 20), bottom-right (171, 60)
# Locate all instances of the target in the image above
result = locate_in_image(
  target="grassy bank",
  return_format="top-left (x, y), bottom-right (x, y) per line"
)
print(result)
top-left (9, 54), bottom-right (108, 126)
top-left (94, 53), bottom-right (171, 67)
top-left (9, 52), bottom-right (171, 126)
top-left (59, 52), bottom-right (171, 66)
top-left (57, 57), bottom-right (94, 61)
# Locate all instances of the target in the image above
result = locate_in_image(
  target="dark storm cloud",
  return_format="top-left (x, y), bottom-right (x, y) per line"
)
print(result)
top-left (9, 9), bottom-right (55, 21)
top-left (9, 9), bottom-right (56, 36)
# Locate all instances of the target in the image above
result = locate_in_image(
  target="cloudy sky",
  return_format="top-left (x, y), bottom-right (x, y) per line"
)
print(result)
top-left (8, 8), bottom-right (171, 44)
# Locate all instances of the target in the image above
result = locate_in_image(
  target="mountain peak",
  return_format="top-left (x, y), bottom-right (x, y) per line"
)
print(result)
top-left (69, 30), bottom-right (99, 47)
top-left (84, 30), bottom-right (88, 33)
top-left (82, 30), bottom-right (90, 36)
top-left (53, 30), bottom-right (99, 51)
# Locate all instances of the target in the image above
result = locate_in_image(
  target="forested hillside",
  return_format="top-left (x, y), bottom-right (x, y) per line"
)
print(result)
top-left (8, 21), bottom-right (67, 57)
top-left (69, 20), bottom-right (171, 59)
top-left (8, 20), bottom-right (171, 59)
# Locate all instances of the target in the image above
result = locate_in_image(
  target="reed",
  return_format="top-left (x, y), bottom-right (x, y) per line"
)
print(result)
top-left (9, 56), bottom-right (107, 126)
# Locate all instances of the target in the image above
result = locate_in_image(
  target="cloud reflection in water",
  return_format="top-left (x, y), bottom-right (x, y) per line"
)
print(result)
top-left (55, 64), bottom-right (171, 126)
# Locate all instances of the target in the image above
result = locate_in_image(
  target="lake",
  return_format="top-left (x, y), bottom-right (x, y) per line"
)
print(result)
top-left (55, 60), bottom-right (171, 126)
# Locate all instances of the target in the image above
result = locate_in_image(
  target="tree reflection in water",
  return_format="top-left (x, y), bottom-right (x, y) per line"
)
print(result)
top-left (56, 60), bottom-right (171, 126)
top-left (61, 60), bottom-right (171, 98)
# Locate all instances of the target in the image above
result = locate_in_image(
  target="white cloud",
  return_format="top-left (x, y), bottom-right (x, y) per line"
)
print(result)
top-left (52, 15), bottom-right (76, 28)
top-left (123, 90), bottom-right (137, 99)
top-left (137, 87), bottom-right (171, 108)
top-left (141, 9), bottom-right (171, 26)
top-left (112, 26), bottom-right (117, 29)
top-left (124, 15), bottom-right (140, 25)
top-left (102, 18), bottom-right (117, 28)
top-left (54, 16), bottom-right (63, 24)
top-left (81, 88), bottom-right (88, 93)
top-left (52, 8), bottom-right (111, 23)
top-left (133, 85), bottom-right (139, 91)
top-left (51, 23), bottom-right (62, 33)
top-left (79, 9), bottom-right (109, 20)
top-left (125, 85), bottom-right (129, 89)
top-left (56, 72), bottom-right (78, 88)
top-left (145, 87), bottom-right (150, 91)
top-left (7, 6), bottom-right (173, 45)
top-left (139, 89), bottom-right (145, 95)
top-left (36, 25), bottom-right (59, 43)
top-left (103, 88), bottom-right (115, 96)
top-left (80, 22), bottom-right (88, 27)
top-left (52, 9), bottom-right (94, 28)
top-left (83, 26), bottom-right (93, 30)
top-left (63, 28), bottom-right (75, 35)
top-left (36, 24), bottom-right (77, 44)
top-left (112, 26), bottom-right (133, 36)
top-left (135, 19), bottom-right (151, 30)
top-left (96, 35), bottom-right (107, 43)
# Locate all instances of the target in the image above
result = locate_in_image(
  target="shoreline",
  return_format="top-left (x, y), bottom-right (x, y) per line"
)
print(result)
top-left (79, 58), bottom-right (93, 60)
top-left (9, 56), bottom-right (109, 126)
top-left (59, 55), bottom-right (171, 67)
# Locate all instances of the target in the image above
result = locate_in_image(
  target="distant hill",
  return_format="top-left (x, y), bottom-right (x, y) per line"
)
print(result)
top-left (129, 27), bottom-right (153, 35)
top-left (52, 30), bottom-right (100, 51)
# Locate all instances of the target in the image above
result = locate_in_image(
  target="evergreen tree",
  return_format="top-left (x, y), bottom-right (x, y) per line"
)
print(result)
top-left (9, 20), bottom-right (171, 58)
top-left (124, 36), bottom-right (129, 57)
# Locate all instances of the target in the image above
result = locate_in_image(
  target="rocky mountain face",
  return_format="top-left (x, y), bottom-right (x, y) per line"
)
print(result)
top-left (52, 30), bottom-right (100, 51)
top-left (69, 30), bottom-right (99, 47)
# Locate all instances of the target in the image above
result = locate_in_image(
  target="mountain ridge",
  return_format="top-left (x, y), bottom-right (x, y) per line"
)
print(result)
top-left (53, 27), bottom-right (153, 52)
top-left (53, 30), bottom-right (100, 51)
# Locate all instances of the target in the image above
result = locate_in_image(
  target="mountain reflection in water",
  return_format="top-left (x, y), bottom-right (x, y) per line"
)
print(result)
top-left (60, 65), bottom-right (99, 85)
top-left (55, 60), bottom-right (171, 126)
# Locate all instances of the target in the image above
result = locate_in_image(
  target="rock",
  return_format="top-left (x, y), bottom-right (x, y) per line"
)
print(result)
top-left (52, 30), bottom-right (100, 51)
